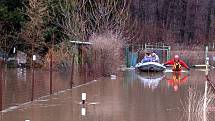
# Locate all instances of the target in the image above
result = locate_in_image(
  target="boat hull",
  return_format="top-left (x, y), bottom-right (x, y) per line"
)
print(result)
top-left (135, 62), bottom-right (166, 72)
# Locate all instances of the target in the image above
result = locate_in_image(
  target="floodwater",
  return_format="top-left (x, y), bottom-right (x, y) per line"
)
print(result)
top-left (0, 68), bottom-right (91, 111)
top-left (0, 68), bottom-right (215, 121)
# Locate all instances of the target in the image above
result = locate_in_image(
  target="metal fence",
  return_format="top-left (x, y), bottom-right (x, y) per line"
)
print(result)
top-left (125, 43), bottom-right (171, 67)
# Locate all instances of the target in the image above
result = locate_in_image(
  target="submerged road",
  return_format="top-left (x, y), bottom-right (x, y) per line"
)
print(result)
top-left (0, 69), bottom-right (215, 121)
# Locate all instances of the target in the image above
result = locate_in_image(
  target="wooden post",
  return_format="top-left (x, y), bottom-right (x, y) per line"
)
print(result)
top-left (0, 61), bottom-right (3, 111)
top-left (31, 58), bottom-right (35, 101)
top-left (70, 53), bottom-right (75, 88)
top-left (49, 34), bottom-right (54, 94)
top-left (131, 45), bottom-right (134, 67)
top-left (94, 50), bottom-right (96, 79)
top-left (50, 51), bottom-right (53, 94)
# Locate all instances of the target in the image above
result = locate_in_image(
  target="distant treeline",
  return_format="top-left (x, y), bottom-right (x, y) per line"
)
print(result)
top-left (128, 0), bottom-right (215, 44)
top-left (0, 0), bottom-right (214, 57)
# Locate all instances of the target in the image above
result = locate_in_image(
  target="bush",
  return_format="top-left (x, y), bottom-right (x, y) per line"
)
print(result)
top-left (89, 31), bottom-right (125, 76)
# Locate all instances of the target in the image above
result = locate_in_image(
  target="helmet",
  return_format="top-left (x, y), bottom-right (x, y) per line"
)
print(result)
top-left (174, 55), bottom-right (179, 60)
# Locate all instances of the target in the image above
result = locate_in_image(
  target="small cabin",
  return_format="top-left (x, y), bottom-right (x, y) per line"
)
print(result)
top-left (70, 41), bottom-right (93, 65)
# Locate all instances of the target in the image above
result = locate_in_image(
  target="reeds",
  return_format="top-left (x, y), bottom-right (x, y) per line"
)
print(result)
top-left (182, 86), bottom-right (215, 121)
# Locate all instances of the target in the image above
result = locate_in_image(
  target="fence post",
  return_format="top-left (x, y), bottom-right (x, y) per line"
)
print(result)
top-left (0, 62), bottom-right (3, 111)
top-left (144, 43), bottom-right (147, 51)
top-left (125, 46), bottom-right (129, 67)
top-left (205, 46), bottom-right (208, 64)
top-left (162, 44), bottom-right (164, 63)
top-left (213, 43), bottom-right (214, 49)
top-left (131, 45), bottom-right (134, 67)
top-left (167, 46), bottom-right (171, 61)
top-left (31, 55), bottom-right (36, 101)
top-left (204, 57), bottom-right (209, 121)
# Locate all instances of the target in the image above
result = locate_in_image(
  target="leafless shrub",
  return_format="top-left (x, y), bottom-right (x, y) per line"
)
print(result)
top-left (51, 0), bottom-right (130, 41)
top-left (43, 42), bottom-right (74, 70)
top-left (50, 0), bottom-right (131, 77)
top-left (89, 31), bottom-right (125, 76)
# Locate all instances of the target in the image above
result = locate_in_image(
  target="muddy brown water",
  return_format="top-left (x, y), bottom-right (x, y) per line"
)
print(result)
top-left (0, 68), bottom-right (91, 111)
top-left (0, 68), bottom-right (215, 121)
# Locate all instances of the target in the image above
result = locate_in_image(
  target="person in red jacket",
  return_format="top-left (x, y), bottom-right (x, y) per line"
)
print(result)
top-left (164, 55), bottom-right (190, 71)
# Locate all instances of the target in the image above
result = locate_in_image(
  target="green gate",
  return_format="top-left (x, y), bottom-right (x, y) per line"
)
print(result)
top-left (125, 43), bottom-right (171, 67)
top-left (144, 43), bottom-right (171, 63)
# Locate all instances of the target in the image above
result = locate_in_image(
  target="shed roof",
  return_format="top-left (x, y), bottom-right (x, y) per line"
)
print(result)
top-left (70, 41), bottom-right (92, 45)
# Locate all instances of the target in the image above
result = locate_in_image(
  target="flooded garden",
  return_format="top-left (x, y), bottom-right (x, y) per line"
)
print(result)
top-left (0, 67), bottom-right (215, 121)
top-left (1, 0), bottom-right (215, 121)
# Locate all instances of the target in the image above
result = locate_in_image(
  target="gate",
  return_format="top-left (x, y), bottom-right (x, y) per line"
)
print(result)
top-left (144, 43), bottom-right (171, 63)
top-left (125, 43), bottom-right (171, 67)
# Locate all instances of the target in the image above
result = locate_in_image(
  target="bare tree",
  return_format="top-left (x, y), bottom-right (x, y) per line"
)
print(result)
top-left (51, 0), bottom-right (131, 40)
top-left (48, 0), bottom-right (131, 76)
top-left (21, 0), bottom-right (47, 43)
top-left (20, 0), bottom-right (48, 66)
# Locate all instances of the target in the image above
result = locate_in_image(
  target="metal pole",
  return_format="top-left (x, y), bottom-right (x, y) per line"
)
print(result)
top-left (203, 57), bottom-right (209, 121)
top-left (213, 43), bottom-right (214, 49)
top-left (167, 46), bottom-right (171, 61)
top-left (144, 43), bottom-right (147, 51)
top-left (188, 86), bottom-right (191, 121)
top-left (131, 45), bottom-right (134, 67)
top-left (203, 79), bottom-right (208, 121)
top-left (205, 46), bottom-right (208, 64)
top-left (162, 44), bottom-right (165, 63)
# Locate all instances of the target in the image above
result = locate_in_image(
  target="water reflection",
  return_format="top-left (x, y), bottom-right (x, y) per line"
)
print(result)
top-left (137, 72), bottom-right (165, 90)
top-left (16, 68), bottom-right (27, 81)
top-left (166, 72), bottom-right (189, 92)
top-left (0, 68), bottom-right (91, 111)
top-left (183, 86), bottom-right (215, 121)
